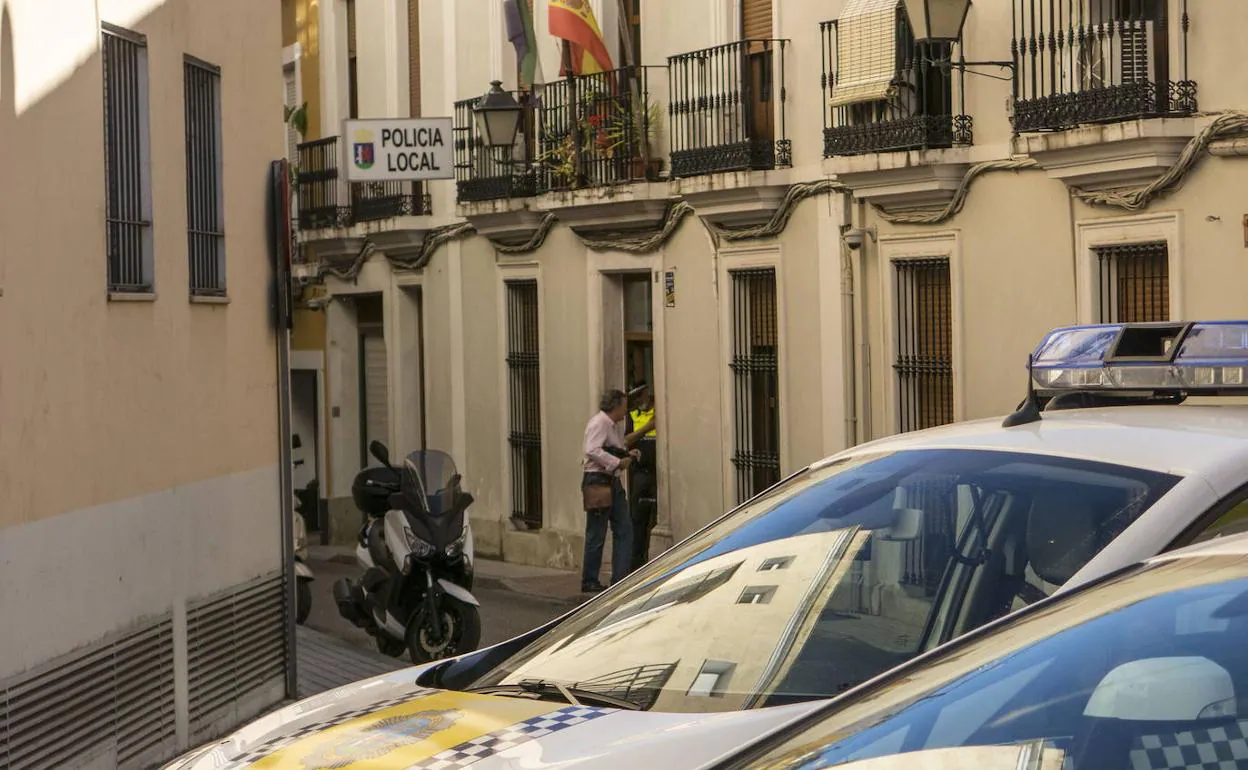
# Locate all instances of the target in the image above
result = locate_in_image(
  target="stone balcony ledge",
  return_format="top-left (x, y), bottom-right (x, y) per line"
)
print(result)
top-left (669, 168), bottom-right (795, 228)
top-left (531, 182), bottom-right (674, 235)
top-left (824, 148), bottom-right (971, 211)
top-left (1012, 117), bottom-right (1198, 191)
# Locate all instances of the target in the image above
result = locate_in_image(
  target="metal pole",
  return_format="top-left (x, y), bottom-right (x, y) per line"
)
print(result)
top-left (269, 159), bottom-right (298, 700)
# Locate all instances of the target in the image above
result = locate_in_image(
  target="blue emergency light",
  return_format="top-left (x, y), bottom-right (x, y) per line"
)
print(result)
top-left (1029, 321), bottom-right (1248, 395)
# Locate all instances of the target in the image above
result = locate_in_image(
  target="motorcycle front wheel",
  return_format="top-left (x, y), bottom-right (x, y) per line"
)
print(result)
top-left (406, 595), bottom-right (482, 663)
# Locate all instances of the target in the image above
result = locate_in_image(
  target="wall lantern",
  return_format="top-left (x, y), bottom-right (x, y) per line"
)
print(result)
top-left (472, 80), bottom-right (523, 149)
top-left (901, 0), bottom-right (972, 43)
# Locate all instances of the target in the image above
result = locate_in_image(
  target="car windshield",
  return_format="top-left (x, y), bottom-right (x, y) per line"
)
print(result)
top-left (464, 448), bottom-right (1179, 712)
top-left (733, 554), bottom-right (1248, 770)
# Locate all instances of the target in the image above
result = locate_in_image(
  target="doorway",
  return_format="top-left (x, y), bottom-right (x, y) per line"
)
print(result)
top-left (291, 369), bottom-right (323, 536)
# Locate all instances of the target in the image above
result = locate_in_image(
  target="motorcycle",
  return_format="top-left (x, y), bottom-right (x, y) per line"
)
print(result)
top-left (332, 441), bottom-right (482, 663)
top-left (291, 436), bottom-right (315, 625)
top-left (293, 493), bottom-right (314, 625)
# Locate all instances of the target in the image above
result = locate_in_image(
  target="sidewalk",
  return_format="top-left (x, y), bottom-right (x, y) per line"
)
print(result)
top-left (296, 625), bottom-right (407, 698)
top-left (308, 544), bottom-right (587, 604)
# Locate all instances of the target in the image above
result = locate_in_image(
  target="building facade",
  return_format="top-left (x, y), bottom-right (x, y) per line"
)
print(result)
top-left (289, 0), bottom-right (1248, 573)
top-left (0, 1), bottom-right (290, 766)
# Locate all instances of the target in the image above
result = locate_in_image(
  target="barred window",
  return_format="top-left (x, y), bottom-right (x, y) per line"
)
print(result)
top-left (729, 268), bottom-right (781, 504)
top-left (506, 279), bottom-right (543, 530)
top-left (184, 57), bottom-right (225, 297)
top-left (102, 24), bottom-right (153, 294)
top-left (893, 257), bottom-right (953, 434)
top-left (1095, 241), bottom-right (1169, 323)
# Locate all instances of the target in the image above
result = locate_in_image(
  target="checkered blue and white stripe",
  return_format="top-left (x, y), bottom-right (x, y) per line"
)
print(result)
top-left (406, 705), bottom-right (612, 770)
top-left (1130, 722), bottom-right (1248, 770)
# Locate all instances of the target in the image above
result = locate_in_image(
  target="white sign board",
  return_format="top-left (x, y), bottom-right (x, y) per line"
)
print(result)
top-left (342, 118), bottom-right (455, 182)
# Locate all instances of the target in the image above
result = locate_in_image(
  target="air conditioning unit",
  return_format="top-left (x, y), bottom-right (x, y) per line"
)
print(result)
top-left (1079, 21), bottom-right (1155, 90)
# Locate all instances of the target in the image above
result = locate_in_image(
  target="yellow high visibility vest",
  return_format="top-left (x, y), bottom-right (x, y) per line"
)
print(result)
top-left (630, 407), bottom-right (656, 438)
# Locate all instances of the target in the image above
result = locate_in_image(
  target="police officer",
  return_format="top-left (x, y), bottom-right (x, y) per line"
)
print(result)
top-left (625, 382), bottom-right (659, 572)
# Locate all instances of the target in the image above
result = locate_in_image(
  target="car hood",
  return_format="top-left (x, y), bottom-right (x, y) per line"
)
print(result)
top-left (166, 667), bottom-right (824, 770)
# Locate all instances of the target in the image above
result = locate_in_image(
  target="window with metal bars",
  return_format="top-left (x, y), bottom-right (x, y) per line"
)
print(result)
top-left (729, 268), bottom-right (781, 504)
top-left (102, 24), bottom-right (153, 294)
top-left (893, 257), bottom-right (954, 434)
top-left (1095, 241), bottom-right (1170, 323)
top-left (506, 279), bottom-right (543, 529)
top-left (184, 57), bottom-right (225, 297)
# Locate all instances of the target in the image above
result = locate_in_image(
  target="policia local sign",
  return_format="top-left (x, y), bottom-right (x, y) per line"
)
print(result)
top-left (343, 118), bottom-right (455, 182)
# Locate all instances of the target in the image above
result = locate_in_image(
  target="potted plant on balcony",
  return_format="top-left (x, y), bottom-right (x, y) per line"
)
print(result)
top-left (578, 93), bottom-right (664, 184)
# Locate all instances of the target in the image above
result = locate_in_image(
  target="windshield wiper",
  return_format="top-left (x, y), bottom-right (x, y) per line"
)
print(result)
top-left (467, 679), bottom-right (643, 711)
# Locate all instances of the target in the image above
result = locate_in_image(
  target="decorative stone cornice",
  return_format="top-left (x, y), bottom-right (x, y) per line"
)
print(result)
top-left (824, 148), bottom-right (971, 211)
top-left (1012, 117), bottom-right (1198, 191)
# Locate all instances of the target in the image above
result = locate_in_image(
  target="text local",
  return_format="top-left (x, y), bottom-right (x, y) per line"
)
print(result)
top-left (381, 127), bottom-right (445, 172)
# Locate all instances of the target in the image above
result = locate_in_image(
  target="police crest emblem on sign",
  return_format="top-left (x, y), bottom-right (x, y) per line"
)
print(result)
top-left (353, 129), bottom-right (375, 170)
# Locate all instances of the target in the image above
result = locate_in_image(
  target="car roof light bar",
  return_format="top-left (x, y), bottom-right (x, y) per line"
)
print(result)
top-left (1028, 321), bottom-right (1248, 397)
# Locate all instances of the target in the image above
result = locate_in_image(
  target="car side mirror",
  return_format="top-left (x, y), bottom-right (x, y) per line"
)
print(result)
top-left (1084, 657), bottom-right (1236, 721)
top-left (881, 508), bottom-right (923, 542)
top-left (369, 441), bottom-right (391, 468)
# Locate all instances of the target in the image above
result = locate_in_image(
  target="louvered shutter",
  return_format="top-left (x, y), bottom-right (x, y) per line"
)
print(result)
top-left (742, 0), bottom-right (772, 40)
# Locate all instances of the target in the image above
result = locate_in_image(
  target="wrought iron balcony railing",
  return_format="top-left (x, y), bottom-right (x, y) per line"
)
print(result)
top-left (668, 39), bottom-right (791, 178)
top-left (294, 136), bottom-right (432, 230)
top-left (1011, 0), bottom-right (1196, 133)
top-left (453, 94), bottom-right (539, 203)
top-left (820, 12), bottom-right (971, 157)
top-left (536, 65), bottom-right (666, 192)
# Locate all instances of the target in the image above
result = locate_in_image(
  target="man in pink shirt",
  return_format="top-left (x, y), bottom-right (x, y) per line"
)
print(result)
top-left (581, 389), bottom-right (653, 592)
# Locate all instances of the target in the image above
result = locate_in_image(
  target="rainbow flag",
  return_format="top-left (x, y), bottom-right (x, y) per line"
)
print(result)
top-left (503, 0), bottom-right (538, 87)
top-left (548, 0), bottom-right (614, 76)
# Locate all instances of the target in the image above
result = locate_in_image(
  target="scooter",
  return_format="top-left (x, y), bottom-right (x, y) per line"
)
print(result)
top-left (291, 435), bottom-right (315, 625)
top-left (293, 492), bottom-right (314, 625)
top-left (332, 441), bottom-right (482, 663)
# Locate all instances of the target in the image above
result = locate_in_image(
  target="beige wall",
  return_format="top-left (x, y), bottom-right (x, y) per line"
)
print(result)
top-left (0, 0), bottom-right (287, 750)
top-left (0, 0), bottom-right (282, 531)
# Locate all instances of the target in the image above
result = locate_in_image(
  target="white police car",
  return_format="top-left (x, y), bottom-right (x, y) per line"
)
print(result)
top-left (719, 532), bottom-right (1248, 770)
top-left (164, 320), bottom-right (1248, 770)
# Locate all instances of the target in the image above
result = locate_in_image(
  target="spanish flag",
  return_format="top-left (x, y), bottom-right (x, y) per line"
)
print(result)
top-left (549, 0), bottom-right (614, 76)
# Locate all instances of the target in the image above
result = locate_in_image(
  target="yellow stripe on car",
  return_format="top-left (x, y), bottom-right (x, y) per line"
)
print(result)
top-left (245, 691), bottom-right (566, 769)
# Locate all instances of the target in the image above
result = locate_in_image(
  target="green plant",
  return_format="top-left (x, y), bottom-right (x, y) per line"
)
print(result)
top-left (284, 102), bottom-right (308, 137)
top-left (535, 133), bottom-right (578, 185)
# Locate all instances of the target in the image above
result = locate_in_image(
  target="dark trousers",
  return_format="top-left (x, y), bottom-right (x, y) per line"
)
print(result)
top-left (582, 478), bottom-right (633, 586)
top-left (629, 467), bottom-right (657, 572)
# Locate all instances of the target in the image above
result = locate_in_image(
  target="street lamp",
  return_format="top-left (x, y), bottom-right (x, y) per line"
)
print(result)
top-left (901, 0), bottom-right (971, 42)
top-left (472, 80), bottom-right (524, 149)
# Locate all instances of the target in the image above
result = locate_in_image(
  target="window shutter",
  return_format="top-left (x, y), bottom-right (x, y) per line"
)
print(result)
top-left (408, 0), bottom-right (421, 116)
top-left (742, 0), bottom-right (772, 40)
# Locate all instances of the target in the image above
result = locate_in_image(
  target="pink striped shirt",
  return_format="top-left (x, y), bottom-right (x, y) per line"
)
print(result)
top-left (583, 410), bottom-right (625, 476)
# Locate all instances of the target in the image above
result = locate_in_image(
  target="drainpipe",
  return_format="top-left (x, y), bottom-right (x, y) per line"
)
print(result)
top-left (855, 199), bottom-right (873, 442)
top-left (838, 192), bottom-right (858, 448)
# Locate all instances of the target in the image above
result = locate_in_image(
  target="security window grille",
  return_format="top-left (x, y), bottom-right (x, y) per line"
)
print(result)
top-left (1096, 241), bottom-right (1170, 323)
top-left (102, 24), bottom-right (153, 294)
top-left (729, 268), bottom-right (780, 504)
top-left (184, 57), bottom-right (225, 296)
top-left (894, 258), bottom-right (954, 434)
top-left (506, 279), bottom-right (543, 529)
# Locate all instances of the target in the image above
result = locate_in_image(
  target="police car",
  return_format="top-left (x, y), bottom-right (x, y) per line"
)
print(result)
top-left (718, 532), bottom-right (1248, 770)
top-left (164, 320), bottom-right (1248, 770)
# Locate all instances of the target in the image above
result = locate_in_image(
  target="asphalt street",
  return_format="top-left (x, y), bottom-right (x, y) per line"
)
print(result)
top-left (302, 553), bottom-right (575, 661)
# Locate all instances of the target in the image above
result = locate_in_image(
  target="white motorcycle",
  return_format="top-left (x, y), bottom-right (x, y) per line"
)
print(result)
top-left (333, 442), bottom-right (481, 662)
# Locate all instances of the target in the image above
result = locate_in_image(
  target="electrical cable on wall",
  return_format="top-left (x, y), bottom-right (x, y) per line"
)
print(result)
top-left (305, 112), bottom-right (1248, 284)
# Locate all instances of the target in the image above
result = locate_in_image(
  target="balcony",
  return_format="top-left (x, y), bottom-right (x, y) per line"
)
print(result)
top-left (1011, 0), bottom-right (1197, 134)
top-left (535, 65), bottom-right (666, 192)
top-left (294, 136), bottom-right (432, 231)
top-left (1009, 0), bottom-right (1199, 191)
top-left (667, 39), bottom-right (791, 178)
top-left (453, 93), bottom-right (538, 204)
top-left (820, 12), bottom-right (971, 157)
